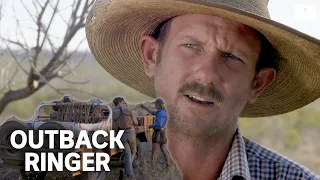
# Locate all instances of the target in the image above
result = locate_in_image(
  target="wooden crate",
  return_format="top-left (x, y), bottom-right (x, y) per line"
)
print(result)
top-left (144, 115), bottom-right (155, 127)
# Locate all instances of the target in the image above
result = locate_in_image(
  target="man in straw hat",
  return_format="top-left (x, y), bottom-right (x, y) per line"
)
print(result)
top-left (85, 0), bottom-right (320, 179)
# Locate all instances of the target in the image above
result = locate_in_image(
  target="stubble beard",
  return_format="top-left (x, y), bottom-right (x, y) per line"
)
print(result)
top-left (166, 104), bottom-right (225, 140)
top-left (155, 52), bottom-right (225, 140)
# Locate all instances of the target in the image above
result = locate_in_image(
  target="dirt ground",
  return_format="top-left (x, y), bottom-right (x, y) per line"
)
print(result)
top-left (0, 141), bottom-right (181, 180)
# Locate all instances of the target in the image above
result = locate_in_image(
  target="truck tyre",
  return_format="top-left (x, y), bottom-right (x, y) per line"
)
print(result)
top-left (0, 119), bottom-right (28, 166)
top-left (19, 169), bottom-right (47, 180)
top-left (37, 121), bottom-right (67, 150)
top-left (35, 121), bottom-right (67, 180)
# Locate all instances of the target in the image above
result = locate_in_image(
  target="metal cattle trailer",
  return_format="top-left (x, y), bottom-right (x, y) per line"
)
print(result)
top-left (0, 96), bottom-right (154, 179)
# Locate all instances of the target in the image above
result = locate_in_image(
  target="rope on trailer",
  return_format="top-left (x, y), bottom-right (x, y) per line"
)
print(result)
top-left (54, 101), bottom-right (104, 123)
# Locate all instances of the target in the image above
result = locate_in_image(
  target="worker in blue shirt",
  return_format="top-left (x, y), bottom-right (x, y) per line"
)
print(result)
top-left (140, 98), bottom-right (171, 167)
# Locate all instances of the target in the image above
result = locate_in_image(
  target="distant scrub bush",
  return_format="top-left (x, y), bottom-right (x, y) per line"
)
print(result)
top-left (284, 128), bottom-right (301, 148)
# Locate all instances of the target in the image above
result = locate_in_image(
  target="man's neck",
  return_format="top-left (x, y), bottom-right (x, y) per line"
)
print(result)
top-left (167, 125), bottom-right (237, 180)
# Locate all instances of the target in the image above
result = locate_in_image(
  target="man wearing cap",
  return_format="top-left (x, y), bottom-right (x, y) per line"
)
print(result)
top-left (140, 99), bottom-right (171, 167)
top-left (112, 97), bottom-right (138, 180)
top-left (86, 0), bottom-right (320, 179)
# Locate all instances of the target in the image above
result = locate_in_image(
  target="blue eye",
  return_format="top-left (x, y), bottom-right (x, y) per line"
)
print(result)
top-left (223, 53), bottom-right (242, 61)
top-left (184, 44), bottom-right (198, 49)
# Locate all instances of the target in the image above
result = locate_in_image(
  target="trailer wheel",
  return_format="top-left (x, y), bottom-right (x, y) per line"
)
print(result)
top-left (19, 169), bottom-right (47, 180)
top-left (37, 121), bottom-right (67, 150)
top-left (0, 119), bottom-right (28, 166)
top-left (35, 121), bottom-right (67, 180)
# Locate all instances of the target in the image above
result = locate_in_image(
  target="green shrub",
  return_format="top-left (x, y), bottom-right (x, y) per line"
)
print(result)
top-left (284, 128), bottom-right (301, 148)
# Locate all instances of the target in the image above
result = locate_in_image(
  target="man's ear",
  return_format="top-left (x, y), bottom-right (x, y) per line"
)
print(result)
top-left (248, 68), bottom-right (276, 104)
top-left (139, 35), bottom-right (160, 78)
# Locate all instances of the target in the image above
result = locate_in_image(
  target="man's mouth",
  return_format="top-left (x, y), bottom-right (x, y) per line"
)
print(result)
top-left (185, 94), bottom-right (215, 106)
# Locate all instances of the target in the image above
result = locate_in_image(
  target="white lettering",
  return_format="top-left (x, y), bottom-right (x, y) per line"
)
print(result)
top-left (40, 153), bottom-right (46, 171)
top-left (60, 130), bottom-right (74, 149)
top-left (65, 153), bottom-right (81, 171)
top-left (110, 130), bottom-right (124, 149)
top-left (48, 153), bottom-right (63, 171)
top-left (24, 152), bottom-right (111, 172)
top-left (95, 153), bottom-right (110, 171)
top-left (92, 130), bottom-right (108, 149)
top-left (29, 130), bottom-right (43, 149)
top-left (75, 130), bottom-right (92, 149)
top-left (10, 130), bottom-right (27, 149)
top-left (45, 130), bottom-right (59, 149)
top-left (82, 152), bottom-right (95, 171)
top-left (25, 153), bottom-right (39, 171)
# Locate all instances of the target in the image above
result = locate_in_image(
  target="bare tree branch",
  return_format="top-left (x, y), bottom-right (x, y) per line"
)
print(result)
top-left (7, 46), bottom-right (29, 75)
top-left (0, 0), bottom-right (95, 114)
top-left (58, 77), bottom-right (89, 85)
top-left (27, 57), bottom-right (64, 96)
top-left (36, 0), bottom-right (50, 49)
top-left (59, 49), bottom-right (88, 77)
top-left (57, 88), bottom-right (103, 99)
top-left (11, 3), bottom-right (30, 51)
top-left (64, 37), bottom-right (87, 60)
top-left (54, 37), bottom-right (87, 71)
top-left (40, 0), bottom-right (94, 75)
top-left (19, 0), bottom-right (37, 25)
top-left (0, 73), bottom-right (56, 113)
top-left (0, 47), bottom-right (7, 60)
top-left (0, 37), bottom-right (28, 50)
top-left (49, 0), bottom-right (68, 25)
top-left (8, 67), bottom-right (18, 90)
top-left (37, 0), bottom-right (60, 64)
top-left (0, 67), bottom-right (20, 93)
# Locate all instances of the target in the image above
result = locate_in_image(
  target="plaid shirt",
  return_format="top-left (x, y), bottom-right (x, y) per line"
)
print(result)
top-left (218, 127), bottom-right (320, 180)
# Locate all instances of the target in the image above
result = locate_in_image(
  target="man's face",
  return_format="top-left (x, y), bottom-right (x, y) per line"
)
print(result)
top-left (121, 101), bottom-right (127, 107)
top-left (140, 14), bottom-right (275, 138)
top-left (154, 103), bottom-right (161, 110)
top-left (117, 100), bottom-right (126, 107)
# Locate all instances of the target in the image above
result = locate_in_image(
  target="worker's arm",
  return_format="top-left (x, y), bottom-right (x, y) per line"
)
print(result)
top-left (140, 104), bottom-right (153, 114)
top-left (131, 110), bottom-right (139, 126)
top-left (112, 118), bottom-right (119, 132)
top-left (127, 108), bottom-right (138, 126)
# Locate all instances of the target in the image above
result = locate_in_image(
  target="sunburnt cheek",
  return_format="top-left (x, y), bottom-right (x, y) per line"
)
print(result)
top-left (221, 78), bottom-right (248, 97)
top-left (159, 65), bottom-right (179, 90)
top-left (223, 60), bottom-right (246, 74)
top-left (222, 84), bottom-right (249, 110)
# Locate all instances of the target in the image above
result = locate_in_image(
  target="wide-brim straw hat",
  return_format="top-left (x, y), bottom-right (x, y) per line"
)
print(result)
top-left (85, 0), bottom-right (320, 117)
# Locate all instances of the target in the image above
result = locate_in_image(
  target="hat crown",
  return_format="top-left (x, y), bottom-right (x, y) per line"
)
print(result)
top-left (90, 0), bottom-right (271, 20)
top-left (154, 98), bottom-right (164, 104)
top-left (181, 0), bottom-right (270, 18)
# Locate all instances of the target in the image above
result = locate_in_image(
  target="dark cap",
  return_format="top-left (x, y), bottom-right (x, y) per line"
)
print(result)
top-left (153, 98), bottom-right (164, 105)
top-left (62, 96), bottom-right (71, 102)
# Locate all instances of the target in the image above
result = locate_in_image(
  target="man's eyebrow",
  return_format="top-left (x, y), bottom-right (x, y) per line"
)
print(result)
top-left (233, 49), bottom-right (250, 60)
top-left (176, 34), bottom-right (204, 45)
top-left (176, 29), bottom-right (256, 60)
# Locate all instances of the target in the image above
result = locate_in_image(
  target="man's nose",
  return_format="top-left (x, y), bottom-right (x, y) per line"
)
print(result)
top-left (192, 53), bottom-right (221, 85)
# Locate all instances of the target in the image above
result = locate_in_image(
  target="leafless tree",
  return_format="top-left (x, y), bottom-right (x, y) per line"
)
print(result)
top-left (0, 0), bottom-right (95, 114)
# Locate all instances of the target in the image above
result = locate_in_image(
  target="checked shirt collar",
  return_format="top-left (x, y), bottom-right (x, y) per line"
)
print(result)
top-left (218, 127), bottom-right (251, 180)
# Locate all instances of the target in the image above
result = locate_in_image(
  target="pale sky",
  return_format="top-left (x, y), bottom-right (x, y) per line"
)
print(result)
top-left (0, 0), bottom-right (319, 51)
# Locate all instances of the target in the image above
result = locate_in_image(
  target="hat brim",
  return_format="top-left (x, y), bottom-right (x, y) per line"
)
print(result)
top-left (85, 0), bottom-right (320, 117)
top-left (153, 101), bottom-right (164, 104)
